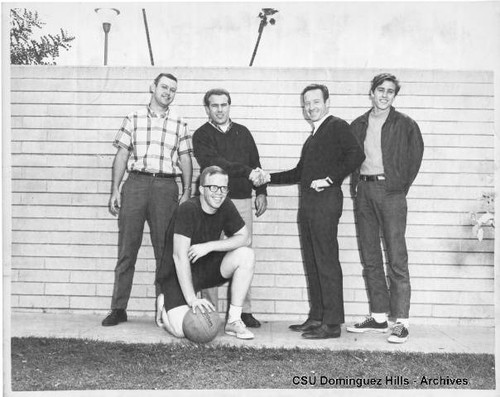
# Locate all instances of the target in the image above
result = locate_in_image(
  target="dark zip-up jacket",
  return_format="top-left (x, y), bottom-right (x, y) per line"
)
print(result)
top-left (350, 106), bottom-right (424, 195)
top-left (270, 115), bottom-right (365, 189)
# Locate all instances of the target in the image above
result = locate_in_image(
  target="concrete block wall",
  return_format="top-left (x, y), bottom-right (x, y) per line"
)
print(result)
top-left (9, 66), bottom-right (495, 325)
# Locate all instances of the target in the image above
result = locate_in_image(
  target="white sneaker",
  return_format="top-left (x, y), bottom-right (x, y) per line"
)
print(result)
top-left (155, 294), bottom-right (164, 327)
top-left (387, 322), bottom-right (409, 344)
top-left (225, 319), bottom-right (255, 340)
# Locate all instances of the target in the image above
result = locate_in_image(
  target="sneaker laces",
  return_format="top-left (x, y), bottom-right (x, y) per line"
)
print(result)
top-left (230, 319), bottom-right (246, 328)
top-left (104, 310), bottom-right (118, 319)
top-left (391, 323), bottom-right (405, 336)
top-left (358, 316), bottom-right (374, 326)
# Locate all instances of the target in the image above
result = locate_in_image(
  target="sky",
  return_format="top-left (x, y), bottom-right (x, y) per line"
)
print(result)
top-left (8, 1), bottom-right (500, 71)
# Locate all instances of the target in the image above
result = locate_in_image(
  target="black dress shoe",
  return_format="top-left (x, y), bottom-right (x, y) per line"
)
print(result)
top-left (302, 324), bottom-right (341, 339)
top-left (241, 313), bottom-right (261, 328)
top-left (102, 309), bottom-right (127, 327)
top-left (289, 318), bottom-right (322, 333)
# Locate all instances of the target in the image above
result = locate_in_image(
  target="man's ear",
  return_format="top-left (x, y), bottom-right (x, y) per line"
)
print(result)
top-left (204, 106), bottom-right (210, 117)
top-left (198, 184), bottom-right (204, 196)
top-left (149, 83), bottom-right (155, 93)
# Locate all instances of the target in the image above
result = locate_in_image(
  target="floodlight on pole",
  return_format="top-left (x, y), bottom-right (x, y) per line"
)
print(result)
top-left (95, 8), bottom-right (120, 65)
top-left (249, 8), bottom-right (278, 67)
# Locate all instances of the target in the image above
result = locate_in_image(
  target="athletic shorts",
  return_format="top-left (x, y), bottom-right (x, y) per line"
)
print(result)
top-left (162, 251), bottom-right (229, 311)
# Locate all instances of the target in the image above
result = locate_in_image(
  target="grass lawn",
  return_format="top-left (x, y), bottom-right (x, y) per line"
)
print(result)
top-left (11, 337), bottom-right (495, 391)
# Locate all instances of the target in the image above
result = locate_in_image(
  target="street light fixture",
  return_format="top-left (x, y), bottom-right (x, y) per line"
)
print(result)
top-left (249, 8), bottom-right (278, 67)
top-left (95, 8), bottom-right (120, 65)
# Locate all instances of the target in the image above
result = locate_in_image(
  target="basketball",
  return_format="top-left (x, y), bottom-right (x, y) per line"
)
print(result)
top-left (182, 309), bottom-right (220, 343)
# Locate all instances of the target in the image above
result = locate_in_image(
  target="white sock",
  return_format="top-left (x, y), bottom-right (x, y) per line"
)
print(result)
top-left (396, 318), bottom-right (409, 328)
top-left (371, 312), bottom-right (387, 323)
top-left (228, 304), bottom-right (242, 324)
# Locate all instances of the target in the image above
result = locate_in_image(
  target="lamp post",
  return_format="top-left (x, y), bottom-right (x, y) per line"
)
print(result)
top-left (95, 8), bottom-right (120, 65)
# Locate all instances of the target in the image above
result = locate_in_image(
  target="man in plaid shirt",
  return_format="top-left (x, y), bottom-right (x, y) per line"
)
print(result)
top-left (102, 73), bottom-right (193, 327)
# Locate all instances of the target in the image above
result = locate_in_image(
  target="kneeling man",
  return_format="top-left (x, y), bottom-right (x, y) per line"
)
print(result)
top-left (156, 165), bottom-right (255, 340)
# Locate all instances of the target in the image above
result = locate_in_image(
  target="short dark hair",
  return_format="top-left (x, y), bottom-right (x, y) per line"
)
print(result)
top-left (301, 84), bottom-right (329, 101)
top-left (203, 88), bottom-right (232, 107)
top-left (200, 165), bottom-right (228, 186)
top-left (370, 73), bottom-right (401, 95)
top-left (154, 73), bottom-right (178, 86)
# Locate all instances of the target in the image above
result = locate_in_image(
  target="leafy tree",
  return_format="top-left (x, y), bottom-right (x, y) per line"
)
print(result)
top-left (10, 8), bottom-right (75, 65)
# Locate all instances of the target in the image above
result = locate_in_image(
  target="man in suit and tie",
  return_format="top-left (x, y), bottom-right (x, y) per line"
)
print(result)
top-left (268, 84), bottom-right (365, 339)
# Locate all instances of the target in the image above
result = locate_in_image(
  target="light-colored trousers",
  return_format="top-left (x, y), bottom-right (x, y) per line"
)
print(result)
top-left (201, 198), bottom-right (253, 313)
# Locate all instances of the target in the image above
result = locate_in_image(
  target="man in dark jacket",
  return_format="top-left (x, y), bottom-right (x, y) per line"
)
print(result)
top-left (269, 84), bottom-right (365, 339)
top-left (347, 73), bottom-right (424, 344)
top-left (192, 88), bottom-right (268, 328)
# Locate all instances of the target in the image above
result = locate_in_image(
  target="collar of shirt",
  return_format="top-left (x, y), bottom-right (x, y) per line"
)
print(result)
top-left (147, 105), bottom-right (170, 119)
top-left (312, 113), bottom-right (330, 135)
top-left (209, 119), bottom-right (233, 134)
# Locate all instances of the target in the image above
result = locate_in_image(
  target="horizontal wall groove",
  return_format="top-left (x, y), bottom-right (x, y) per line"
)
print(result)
top-left (9, 66), bottom-right (494, 323)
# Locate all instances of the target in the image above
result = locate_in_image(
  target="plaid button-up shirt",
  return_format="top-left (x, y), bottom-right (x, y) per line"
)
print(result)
top-left (113, 106), bottom-right (193, 175)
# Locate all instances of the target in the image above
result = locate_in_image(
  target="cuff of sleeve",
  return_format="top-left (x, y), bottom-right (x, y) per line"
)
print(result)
top-left (256, 186), bottom-right (268, 196)
top-left (113, 141), bottom-right (130, 150)
top-left (245, 166), bottom-right (254, 179)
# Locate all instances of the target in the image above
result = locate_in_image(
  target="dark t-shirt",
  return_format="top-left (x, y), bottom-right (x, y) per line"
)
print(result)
top-left (156, 196), bottom-right (245, 282)
top-left (174, 196), bottom-right (245, 244)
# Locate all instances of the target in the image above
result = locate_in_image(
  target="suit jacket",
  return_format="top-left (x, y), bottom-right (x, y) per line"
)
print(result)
top-left (271, 115), bottom-right (365, 190)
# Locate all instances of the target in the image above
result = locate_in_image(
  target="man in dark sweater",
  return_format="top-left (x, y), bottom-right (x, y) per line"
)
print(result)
top-left (269, 84), bottom-right (365, 339)
top-left (192, 88), bottom-right (268, 328)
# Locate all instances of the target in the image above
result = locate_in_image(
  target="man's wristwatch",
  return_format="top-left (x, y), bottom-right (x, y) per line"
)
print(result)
top-left (325, 176), bottom-right (333, 186)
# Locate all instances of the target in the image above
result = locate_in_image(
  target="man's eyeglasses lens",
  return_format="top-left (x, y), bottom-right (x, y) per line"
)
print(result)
top-left (204, 185), bottom-right (229, 194)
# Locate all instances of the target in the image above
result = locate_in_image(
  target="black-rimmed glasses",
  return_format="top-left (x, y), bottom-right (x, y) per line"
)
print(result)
top-left (203, 185), bottom-right (229, 194)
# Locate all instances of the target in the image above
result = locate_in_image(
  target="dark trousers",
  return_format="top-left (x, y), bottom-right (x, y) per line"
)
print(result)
top-left (111, 173), bottom-right (179, 309)
top-left (299, 187), bottom-right (344, 325)
top-left (355, 180), bottom-right (410, 319)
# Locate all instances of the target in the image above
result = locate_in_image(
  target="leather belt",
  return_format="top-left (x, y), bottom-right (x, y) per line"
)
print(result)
top-left (360, 174), bottom-right (386, 182)
top-left (130, 170), bottom-right (176, 179)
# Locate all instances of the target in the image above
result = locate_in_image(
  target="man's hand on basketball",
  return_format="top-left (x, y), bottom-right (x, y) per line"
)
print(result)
top-left (188, 243), bottom-right (212, 263)
top-left (189, 297), bottom-right (215, 314)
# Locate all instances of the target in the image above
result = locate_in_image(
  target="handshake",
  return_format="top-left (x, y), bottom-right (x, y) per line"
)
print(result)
top-left (249, 167), bottom-right (271, 187)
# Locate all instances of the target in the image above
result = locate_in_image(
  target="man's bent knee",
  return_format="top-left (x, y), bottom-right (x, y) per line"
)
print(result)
top-left (220, 246), bottom-right (255, 278)
top-left (234, 246), bottom-right (255, 265)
